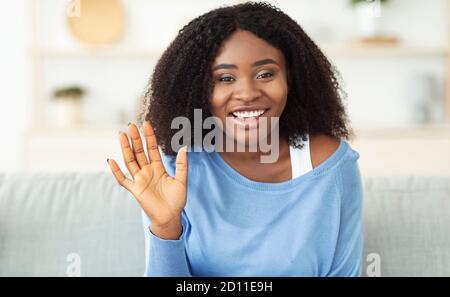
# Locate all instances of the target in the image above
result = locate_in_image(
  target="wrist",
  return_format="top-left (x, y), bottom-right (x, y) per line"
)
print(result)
top-left (149, 216), bottom-right (183, 240)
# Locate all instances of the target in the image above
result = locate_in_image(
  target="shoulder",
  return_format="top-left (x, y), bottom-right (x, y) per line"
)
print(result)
top-left (309, 134), bottom-right (362, 205)
top-left (309, 133), bottom-right (341, 169)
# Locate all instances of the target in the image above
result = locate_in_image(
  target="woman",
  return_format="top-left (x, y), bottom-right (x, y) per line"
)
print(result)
top-left (107, 2), bottom-right (363, 277)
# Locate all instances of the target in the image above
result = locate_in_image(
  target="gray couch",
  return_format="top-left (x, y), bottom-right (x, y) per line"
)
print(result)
top-left (0, 172), bottom-right (449, 276)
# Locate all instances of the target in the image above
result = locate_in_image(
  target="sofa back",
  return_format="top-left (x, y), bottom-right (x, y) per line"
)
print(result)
top-left (0, 172), bottom-right (449, 276)
top-left (0, 172), bottom-right (144, 276)
top-left (362, 176), bottom-right (450, 276)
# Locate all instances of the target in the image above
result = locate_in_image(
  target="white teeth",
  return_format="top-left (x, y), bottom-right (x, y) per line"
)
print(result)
top-left (232, 109), bottom-right (265, 118)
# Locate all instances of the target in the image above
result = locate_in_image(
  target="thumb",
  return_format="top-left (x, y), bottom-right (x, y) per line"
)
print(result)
top-left (175, 146), bottom-right (188, 186)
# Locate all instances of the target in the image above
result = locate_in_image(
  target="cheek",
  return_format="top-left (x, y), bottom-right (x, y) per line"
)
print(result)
top-left (265, 80), bottom-right (288, 109)
top-left (209, 86), bottom-right (231, 116)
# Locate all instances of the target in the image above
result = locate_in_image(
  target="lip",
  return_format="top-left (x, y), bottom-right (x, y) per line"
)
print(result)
top-left (227, 107), bottom-right (270, 130)
top-left (228, 105), bottom-right (269, 114)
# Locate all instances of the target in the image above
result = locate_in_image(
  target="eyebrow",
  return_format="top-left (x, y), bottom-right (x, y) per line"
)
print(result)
top-left (212, 58), bottom-right (278, 71)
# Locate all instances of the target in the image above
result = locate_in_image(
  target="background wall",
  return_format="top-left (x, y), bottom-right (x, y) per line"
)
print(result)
top-left (0, 0), bottom-right (31, 172)
top-left (0, 0), bottom-right (449, 175)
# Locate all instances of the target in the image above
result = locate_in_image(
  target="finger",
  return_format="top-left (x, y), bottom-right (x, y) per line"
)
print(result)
top-left (143, 120), bottom-right (164, 169)
top-left (107, 158), bottom-right (133, 190)
top-left (119, 131), bottom-right (141, 178)
top-left (128, 122), bottom-right (149, 168)
top-left (175, 146), bottom-right (188, 186)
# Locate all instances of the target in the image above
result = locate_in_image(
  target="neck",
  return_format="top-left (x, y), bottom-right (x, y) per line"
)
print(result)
top-left (218, 135), bottom-right (290, 165)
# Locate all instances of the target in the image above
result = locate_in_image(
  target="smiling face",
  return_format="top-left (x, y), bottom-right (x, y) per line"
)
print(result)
top-left (209, 29), bottom-right (289, 149)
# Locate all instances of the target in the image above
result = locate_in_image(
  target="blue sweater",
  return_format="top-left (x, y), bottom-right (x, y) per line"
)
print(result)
top-left (141, 139), bottom-right (363, 276)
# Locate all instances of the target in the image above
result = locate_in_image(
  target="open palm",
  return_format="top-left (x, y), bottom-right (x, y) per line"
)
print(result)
top-left (107, 120), bottom-right (188, 230)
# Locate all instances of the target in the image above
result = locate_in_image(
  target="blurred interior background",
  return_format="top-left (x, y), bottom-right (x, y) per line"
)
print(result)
top-left (1, 0), bottom-right (449, 176)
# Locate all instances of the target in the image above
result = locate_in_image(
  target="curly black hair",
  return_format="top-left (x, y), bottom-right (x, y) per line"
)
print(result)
top-left (139, 1), bottom-right (353, 156)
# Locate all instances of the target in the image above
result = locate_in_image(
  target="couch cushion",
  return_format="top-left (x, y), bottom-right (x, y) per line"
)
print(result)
top-left (362, 176), bottom-right (450, 276)
top-left (0, 172), bottom-right (144, 276)
top-left (0, 172), bottom-right (449, 276)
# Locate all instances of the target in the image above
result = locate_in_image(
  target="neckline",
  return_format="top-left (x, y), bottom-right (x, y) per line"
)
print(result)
top-left (207, 138), bottom-right (349, 192)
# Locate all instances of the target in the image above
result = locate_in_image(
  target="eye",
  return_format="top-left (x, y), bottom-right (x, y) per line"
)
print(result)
top-left (217, 76), bottom-right (235, 83)
top-left (256, 72), bottom-right (274, 79)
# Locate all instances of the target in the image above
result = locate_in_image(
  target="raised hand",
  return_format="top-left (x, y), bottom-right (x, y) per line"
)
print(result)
top-left (107, 120), bottom-right (188, 239)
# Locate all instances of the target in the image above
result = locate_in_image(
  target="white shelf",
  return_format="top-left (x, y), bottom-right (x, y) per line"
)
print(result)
top-left (27, 123), bottom-right (450, 139)
top-left (353, 124), bottom-right (450, 139)
top-left (24, 124), bottom-right (450, 175)
top-left (33, 45), bottom-right (449, 59)
top-left (28, 125), bottom-right (124, 137)
top-left (322, 45), bottom-right (449, 57)
top-left (32, 46), bottom-right (163, 58)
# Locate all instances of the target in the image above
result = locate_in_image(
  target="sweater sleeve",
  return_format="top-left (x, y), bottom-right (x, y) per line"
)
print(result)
top-left (140, 148), bottom-right (192, 276)
top-left (141, 209), bottom-right (192, 277)
top-left (327, 150), bottom-right (364, 277)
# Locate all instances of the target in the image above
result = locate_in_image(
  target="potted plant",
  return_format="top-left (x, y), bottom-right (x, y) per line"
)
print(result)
top-left (349, 0), bottom-right (389, 39)
top-left (51, 86), bottom-right (86, 128)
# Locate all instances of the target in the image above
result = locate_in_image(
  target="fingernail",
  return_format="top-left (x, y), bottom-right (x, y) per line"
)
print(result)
top-left (127, 122), bottom-right (131, 126)
top-left (118, 130), bottom-right (122, 135)
top-left (106, 158), bottom-right (110, 163)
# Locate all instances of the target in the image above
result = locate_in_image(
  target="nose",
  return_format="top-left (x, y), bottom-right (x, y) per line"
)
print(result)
top-left (233, 78), bottom-right (262, 102)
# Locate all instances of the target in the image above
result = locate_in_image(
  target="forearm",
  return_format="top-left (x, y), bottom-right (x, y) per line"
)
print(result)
top-left (147, 224), bottom-right (192, 277)
top-left (142, 211), bottom-right (192, 277)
